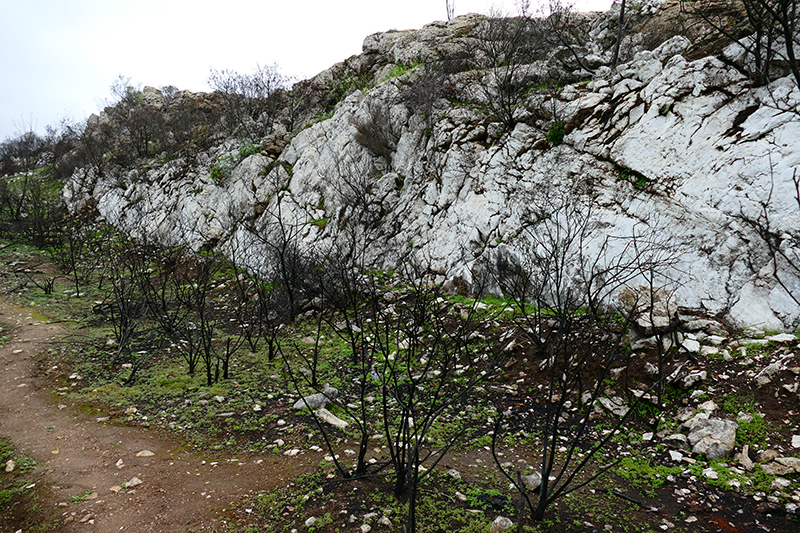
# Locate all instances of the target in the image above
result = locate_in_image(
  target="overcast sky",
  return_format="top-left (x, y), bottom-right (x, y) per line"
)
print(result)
top-left (0, 0), bottom-right (612, 141)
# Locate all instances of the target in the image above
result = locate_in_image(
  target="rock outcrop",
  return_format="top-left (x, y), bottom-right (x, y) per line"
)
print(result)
top-left (64, 1), bottom-right (800, 331)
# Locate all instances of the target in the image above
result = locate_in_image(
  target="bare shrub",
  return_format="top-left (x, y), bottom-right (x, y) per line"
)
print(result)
top-left (207, 63), bottom-right (289, 140)
top-left (349, 101), bottom-right (402, 166)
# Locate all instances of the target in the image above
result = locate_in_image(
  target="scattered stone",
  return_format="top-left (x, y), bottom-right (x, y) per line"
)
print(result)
top-left (735, 445), bottom-right (754, 471)
top-left (771, 477), bottom-right (791, 491)
top-left (455, 491), bottom-right (468, 502)
top-left (315, 407), bottom-right (348, 429)
top-left (293, 385), bottom-right (339, 410)
top-left (124, 476), bottom-right (143, 488)
top-left (115, 459), bottom-right (124, 469)
top-left (109, 485), bottom-right (121, 493)
top-left (521, 472), bottom-right (542, 492)
top-left (762, 462), bottom-right (794, 476)
top-left (697, 400), bottom-right (718, 411)
top-left (360, 525), bottom-right (371, 533)
top-left (305, 517), bottom-right (317, 527)
top-left (669, 450), bottom-right (684, 462)
top-left (681, 338), bottom-right (701, 353)
top-left (753, 355), bottom-right (794, 387)
top-left (283, 448), bottom-right (301, 457)
top-left (681, 370), bottom-right (707, 390)
top-left (686, 416), bottom-right (738, 460)
top-left (702, 467), bottom-right (719, 480)
top-left (378, 516), bottom-right (392, 526)
top-left (214, 395), bottom-right (225, 403)
top-left (755, 449), bottom-right (780, 463)
top-left (447, 468), bottom-right (462, 481)
top-left (765, 333), bottom-right (798, 343)
top-left (775, 456), bottom-right (800, 472)
top-left (136, 450), bottom-right (155, 457)
top-left (701, 346), bottom-right (720, 357)
top-left (490, 516), bottom-right (514, 532)
top-left (5, 460), bottom-right (14, 472)
top-left (597, 396), bottom-right (629, 417)
top-left (662, 433), bottom-right (689, 451)
top-left (793, 435), bottom-right (800, 448)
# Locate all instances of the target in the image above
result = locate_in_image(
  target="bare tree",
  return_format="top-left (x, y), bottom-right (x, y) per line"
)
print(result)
top-left (207, 63), bottom-right (288, 140)
top-left (482, 181), bottom-right (681, 524)
top-left (686, 0), bottom-right (800, 88)
top-left (472, 8), bottom-right (540, 129)
top-left (349, 100), bottom-right (403, 169)
top-left (285, 255), bottom-right (504, 533)
top-left (534, 0), bottom-right (596, 75)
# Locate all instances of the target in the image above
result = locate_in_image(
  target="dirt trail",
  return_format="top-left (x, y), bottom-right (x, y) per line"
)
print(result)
top-left (0, 302), bottom-right (310, 532)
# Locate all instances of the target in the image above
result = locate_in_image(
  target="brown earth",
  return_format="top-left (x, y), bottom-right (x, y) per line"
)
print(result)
top-left (0, 300), bottom-right (315, 532)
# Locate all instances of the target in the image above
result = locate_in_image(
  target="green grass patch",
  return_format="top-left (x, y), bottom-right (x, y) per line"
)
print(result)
top-left (616, 454), bottom-right (682, 495)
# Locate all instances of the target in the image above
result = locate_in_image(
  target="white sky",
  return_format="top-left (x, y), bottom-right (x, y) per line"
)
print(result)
top-left (0, 0), bottom-right (612, 141)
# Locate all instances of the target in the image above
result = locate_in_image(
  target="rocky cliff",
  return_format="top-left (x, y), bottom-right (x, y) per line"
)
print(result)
top-left (65, 0), bottom-right (800, 331)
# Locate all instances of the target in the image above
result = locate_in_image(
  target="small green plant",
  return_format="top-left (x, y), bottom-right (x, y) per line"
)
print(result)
top-left (720, 392), bottom-right (771, 447)
top-left (69, 489), bottom-right (94, 502)
top-left (616, 455), bottom-right (682, 495)
top-left (547, 121), bottom-right (565, 146)
top-left (309, 217), bottom-right (330, 230)
top-left (304, 111), bottom-right (334, 128)
top-left (330, 71), bottom-right (371, 103)
top-left (237, 143), bottom-right (262, 159)
top-left (384, 60), bottom-right (422, 80)
top-left (210, 164), bottom-right (226, 186)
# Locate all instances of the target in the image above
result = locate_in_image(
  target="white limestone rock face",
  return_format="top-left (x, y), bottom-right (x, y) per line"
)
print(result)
top-left (64, 10), bottom-right (800, 331)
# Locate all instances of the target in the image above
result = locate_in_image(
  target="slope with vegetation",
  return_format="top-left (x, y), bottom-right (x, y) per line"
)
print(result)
top-left (0, 1), bottom-right (799, 532)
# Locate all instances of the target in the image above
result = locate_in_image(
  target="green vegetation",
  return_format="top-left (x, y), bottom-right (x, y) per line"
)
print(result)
top-left (384, 60), bottom-right (423, 81)
top-left (616, 455), bottom-right (682, 496)
top-left (210, 163), bottom-right (227, 186)
top-left (0, 435), bottom-right (48, 526)
top-left (237, 143), bottom-right (262, 159)
top-left (546, 121), bottom-right (565, 146)
top-left (330, 71), bottom-right (371, 103)
top-left (68, 489), bottom-right (94, 503)
top-left (720, 392), bottom-right (773, 447)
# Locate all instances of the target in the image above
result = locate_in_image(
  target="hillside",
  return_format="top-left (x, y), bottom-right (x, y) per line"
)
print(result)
top-left (1, 1), bottom-right (800, 532)
top-left (59, 0), bottom-right (800, 332)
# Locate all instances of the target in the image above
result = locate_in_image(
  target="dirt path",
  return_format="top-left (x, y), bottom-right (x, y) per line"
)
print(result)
top-left (0, 302), bottom-right (311, 532)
